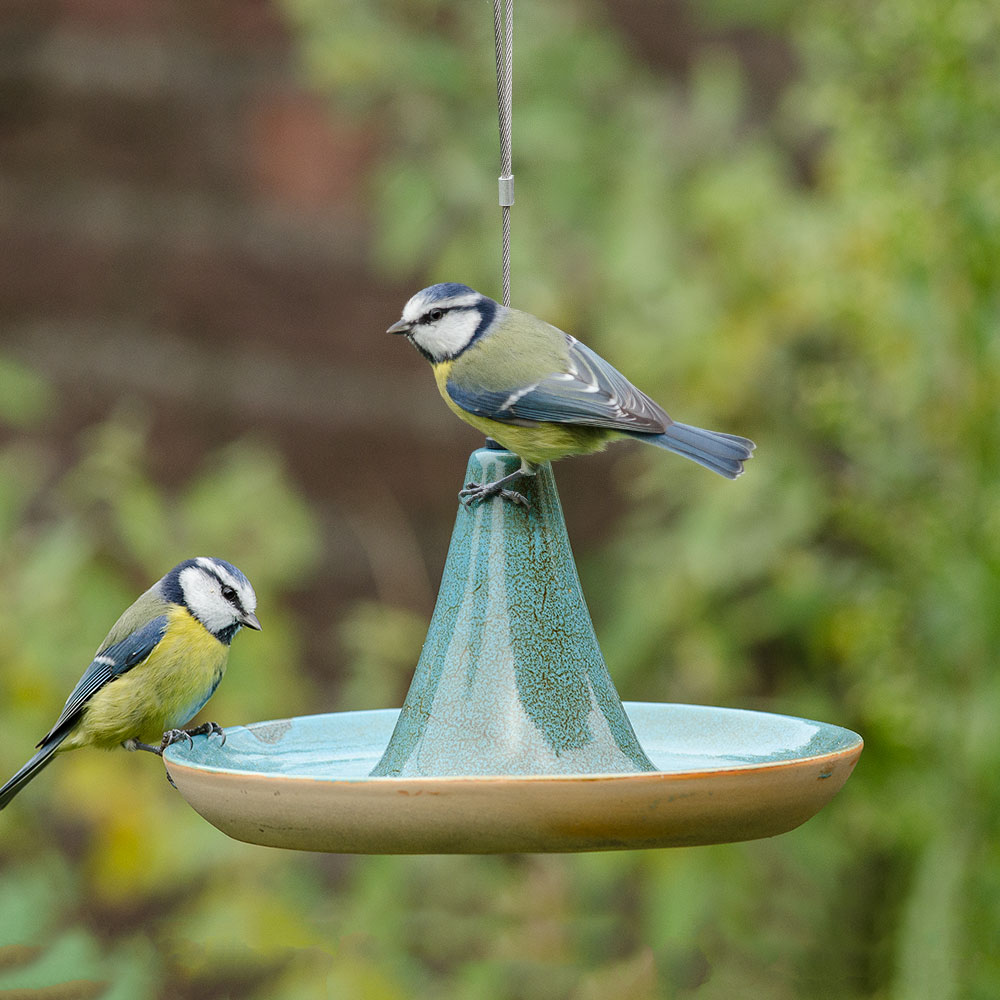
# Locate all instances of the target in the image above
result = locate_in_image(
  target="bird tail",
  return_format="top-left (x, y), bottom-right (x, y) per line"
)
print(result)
top-left (0, 737), bottom-right (65, 810)
top-left (637, 421), bottom-right (755, 479)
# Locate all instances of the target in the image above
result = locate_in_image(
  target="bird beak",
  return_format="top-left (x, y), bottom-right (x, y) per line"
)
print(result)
top-left (386, 319), bottom-right (412, 335)
top-left (240, 611), bottom-right (262, 631)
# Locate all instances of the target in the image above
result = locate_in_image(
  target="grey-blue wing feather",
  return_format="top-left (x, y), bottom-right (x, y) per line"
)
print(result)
top-left (38, 615), bottom-right (168, 746)
top-left (448, 337), bottom-right (668, 433)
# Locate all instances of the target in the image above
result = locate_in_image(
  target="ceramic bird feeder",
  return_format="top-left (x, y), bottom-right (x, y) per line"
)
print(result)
top-left (164, 447), bottom-right (862, 853)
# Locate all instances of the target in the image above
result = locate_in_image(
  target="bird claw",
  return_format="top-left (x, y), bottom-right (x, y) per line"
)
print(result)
top-left (458, 481), bottom-right (531, 510)
top-left (203, 721), bottom-right (227, 747)
top-left (157, 722), bottom-right (226, 754)
top-left (500, 489), bottom-right (531, 508)
top-left (159, 729), bottom-right (194, 753)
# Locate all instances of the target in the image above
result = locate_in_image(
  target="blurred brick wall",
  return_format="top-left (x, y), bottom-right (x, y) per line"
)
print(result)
top-left (0, 0), bottom-right (787, 687)
top-left (0, 0), bottom-right (475, 636)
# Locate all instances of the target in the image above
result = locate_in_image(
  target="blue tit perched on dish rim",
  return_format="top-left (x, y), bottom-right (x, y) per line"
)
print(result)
top-left (0, 557), bottom-right (261, 810)
top-left (387, 283), bottom-right (756, 506)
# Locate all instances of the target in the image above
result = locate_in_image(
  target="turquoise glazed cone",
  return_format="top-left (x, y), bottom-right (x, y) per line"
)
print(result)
top-left (371, 447), bottom-right (655, 776)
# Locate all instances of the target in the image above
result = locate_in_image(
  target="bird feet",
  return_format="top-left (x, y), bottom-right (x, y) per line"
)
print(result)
top-left (458, 475), bottom-right (530, 510)
top-left (163, 721), bottom-right (227, 752)
top-left (126, 722), bottom-right (227, 756)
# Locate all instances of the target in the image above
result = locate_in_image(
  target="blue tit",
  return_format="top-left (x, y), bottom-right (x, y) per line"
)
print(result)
top-left (388, 283), bottom-right (755, 505)
top-left (0, 557), bottom-right (261, 810)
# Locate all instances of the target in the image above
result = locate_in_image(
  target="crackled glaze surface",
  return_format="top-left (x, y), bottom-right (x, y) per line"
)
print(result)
top-left (371, 448), bottom-right (654, 776)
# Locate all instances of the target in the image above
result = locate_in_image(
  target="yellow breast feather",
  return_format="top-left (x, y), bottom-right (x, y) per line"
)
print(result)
top-left (65, 605), bottom-right (229, 750)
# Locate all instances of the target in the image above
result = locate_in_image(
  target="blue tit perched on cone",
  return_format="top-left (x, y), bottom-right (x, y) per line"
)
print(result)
top-left (388, 283), bottom-right (755, 506)
top-left (0, 557), bottom-right (261, 810)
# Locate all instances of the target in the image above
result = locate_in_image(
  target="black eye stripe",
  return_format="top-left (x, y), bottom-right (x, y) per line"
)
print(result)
top-left (212, 574), bottom-right (242, 609)
top-left (422, 304), bottom-right (481, 324)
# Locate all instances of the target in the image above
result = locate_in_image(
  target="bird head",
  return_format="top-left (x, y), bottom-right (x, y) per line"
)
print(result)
top-left (387, 283), bottom-right (500, 362)
top-left (165, 557), bottom-right (261, 645)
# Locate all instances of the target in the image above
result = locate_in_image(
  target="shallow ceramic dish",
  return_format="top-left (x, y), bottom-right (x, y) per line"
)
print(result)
top-left (163, 703), bottom-right (862, 854)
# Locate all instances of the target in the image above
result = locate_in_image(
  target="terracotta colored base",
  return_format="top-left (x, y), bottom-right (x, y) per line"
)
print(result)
top-left (164, 703), bottom-right (862, 854)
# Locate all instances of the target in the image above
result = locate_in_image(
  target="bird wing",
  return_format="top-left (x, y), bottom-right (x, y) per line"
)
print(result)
top-left (447, 336), bottom-right (669, 433)
top-left (37, 615), bottom-right (169, 747)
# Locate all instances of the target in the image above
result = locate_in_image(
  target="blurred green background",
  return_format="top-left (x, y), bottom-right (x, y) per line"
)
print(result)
top-left (1, 0), bottom-right (998, 996)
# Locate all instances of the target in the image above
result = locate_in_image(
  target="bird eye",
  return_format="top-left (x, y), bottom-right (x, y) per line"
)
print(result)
top-left (221, 585), bottom-right (238, 603)
top-left (427, 308), bottom-right (445, 322)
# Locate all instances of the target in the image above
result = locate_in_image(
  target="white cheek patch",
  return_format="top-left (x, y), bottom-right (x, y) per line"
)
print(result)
top-left (195, 557), bottom-right (258, 614)
top-left (411, 309), bottom-right (481, 360)
top-left (179, 566), bottom-right (233, 635)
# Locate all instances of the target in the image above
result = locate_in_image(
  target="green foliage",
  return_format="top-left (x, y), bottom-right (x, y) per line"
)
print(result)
top-left (337, 601), bottom-right (427, 711)
top-left (282, 0), bottom-right (1000, 996)
top-left (0, 857), bottom-right (157, 999)
top-left (3, 0), bottom-right (998, 996)
top-left (0, 396), bottom-right (323, 998)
